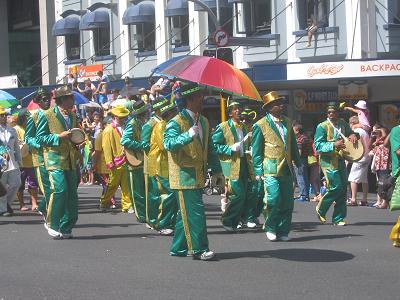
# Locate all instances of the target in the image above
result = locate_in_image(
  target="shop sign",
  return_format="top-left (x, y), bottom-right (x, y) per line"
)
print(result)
top-left (68, 64), bottom-right (103, 82)
top-left (294, 89), bottom-right (338, 106)
top-left (379, 104), bottom-right (400, 129)
top-left (338, 81), bottom-right (368, 100)
top-left (0, 75), bottom-right (18, 89)
top-left (287, 60), bottom-right (400, 80)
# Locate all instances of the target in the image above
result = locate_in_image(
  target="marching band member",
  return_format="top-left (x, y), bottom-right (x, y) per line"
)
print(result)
top-left (252, 91), bottom-right (301, 241)
top-left (314, 102), bottom-right (358, 226)
top-left (0, 106), bottom-right (22, 217)
top-left (141, 98), bottom-right (167, 228)
top-left (35, 86), bottom-right (80, 238)
top-left (147, 102), bottom-right (178, 235)
top-left (212, 99), bottom-right (253, 231)
top-left (164, 82), bottom-right (223, 260)
top-left (100, 105), bottom-right (131, 213)
top-left (120, 100), bottom-right (148, 223)
top-left (25, 88), bottom-right (52, 219)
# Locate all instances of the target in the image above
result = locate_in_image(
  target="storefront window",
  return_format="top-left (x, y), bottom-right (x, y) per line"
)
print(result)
top-left (237, 0), bottom-right (271, 35)
top-left (169, 15), bottom-right (189, 47)
top-left (297, 0), bottom-right (329, 30)
top-left (65, 34), bottom-right (80, 60)
top-left (390, 0), bottom-right (400, 24)
top-left (129, 23), bottom-right (155, 53)
top-left (93, 27), bottom-right (110, 56)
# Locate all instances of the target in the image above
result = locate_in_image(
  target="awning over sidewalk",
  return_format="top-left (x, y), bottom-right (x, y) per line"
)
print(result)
top-left (122, 1), bottom-right (155, 25)
top-left (165, 0), bottom-right (188, 17)
top-left (52, 16), bottom-right (80, 36)
top-left (79, 10), bottom-right (110, 30)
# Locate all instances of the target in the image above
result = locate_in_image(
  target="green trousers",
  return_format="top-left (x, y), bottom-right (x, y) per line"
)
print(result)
top-left (221, 159), bottom-right (248, 228)
top-left (127, 166), bottom-right (146, 222)
top-left (241, 180), bottom-right (262, 223)
top-left (145, 175), bottom-right (158, 227)
top-left (148, 176), bottom-right (178, 230)
top-left (36, 165), bottom-right (51, 217)
top-left (317, 161), bottom-right (347, 224)
top-left (47, 169), bottom-right (78, 234)
top-left (170, 189), bottom-right (209, 256)
top-left (263, 171), bottom-right (294, 236)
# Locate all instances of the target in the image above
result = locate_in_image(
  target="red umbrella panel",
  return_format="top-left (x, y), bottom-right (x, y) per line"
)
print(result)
top-left (160, 55), bottom-right (262, 101)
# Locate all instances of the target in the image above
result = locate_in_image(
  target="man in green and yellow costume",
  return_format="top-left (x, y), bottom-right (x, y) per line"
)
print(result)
top-left (314, 102), bottom-right (358, 226)
top-left (24, 88), bottom-right (52, 219)
top-left (141, 97), bottom-right (167, 228)
top-left (164, 82), bottom-right (223, 260)
top-left (252, 91), bottom-right (301, 241)
top-left (36, 86), bottom-right (80, 239)
top-left (212, 99), bottom-right (254, 231)
top-left (120, 100), bottom-right (147, 223)
top-left (147, 102), bottom-right (178, 235)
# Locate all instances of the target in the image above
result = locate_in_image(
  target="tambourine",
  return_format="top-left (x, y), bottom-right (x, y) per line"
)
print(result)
top-left (338, 138), bottom-right (364, 162)
top-left (19, 143), bottom-right (29, 158)
top-left (125, 148), bottom-right (144, 167)
top-left (69, 128), bottom-right (86, 145)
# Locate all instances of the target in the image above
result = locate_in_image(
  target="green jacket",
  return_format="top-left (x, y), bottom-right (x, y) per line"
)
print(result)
top-left (120, 117), bottom-right (144, 169)
top-left (36, 106), bottom-right (79, 171)
top-left (212, 119), bottom-right (252, 180)
top-left (314, 118), bottom-right (355, 170)
top-left (164, 109), bottom-right (221, 189)
top-left (252, 114), bottom-right (300, 177)
top-left (390, 125), bottom-right (400, 174)
top-left (24, 109), bottom-right (45, 167)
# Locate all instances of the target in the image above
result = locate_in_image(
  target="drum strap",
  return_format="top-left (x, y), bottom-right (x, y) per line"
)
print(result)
top-left (327, 118), bottom-right (345, 140)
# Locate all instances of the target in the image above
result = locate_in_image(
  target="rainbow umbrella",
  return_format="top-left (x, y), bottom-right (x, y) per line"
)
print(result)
top-left (159, 55), bottom-right (262, 101)
top-left (0, 90), bottom-right (19, 108)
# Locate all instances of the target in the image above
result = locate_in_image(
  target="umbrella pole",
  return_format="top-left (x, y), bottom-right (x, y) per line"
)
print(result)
top-left (220, 94), bottom-right (226, 123)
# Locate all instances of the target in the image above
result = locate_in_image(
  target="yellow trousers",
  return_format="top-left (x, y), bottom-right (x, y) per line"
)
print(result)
top-left (100, 165), bottom-right (131, 211)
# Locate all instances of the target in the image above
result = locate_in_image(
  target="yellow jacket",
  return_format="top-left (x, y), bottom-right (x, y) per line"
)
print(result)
top-left (102, 122), bottom-right (125, 169)
top-left (148, 120), bottom-right (169, 178)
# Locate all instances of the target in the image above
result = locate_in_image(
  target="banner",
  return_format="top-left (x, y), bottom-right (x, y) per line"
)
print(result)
top-left (68, 64), bottom-right (103, 82)
top-left (0, 75), bottom-right (18, 89)
top-left (287, 60), bottom-right (400, 80)
top-left (338, 81), bottom-right (368, 100)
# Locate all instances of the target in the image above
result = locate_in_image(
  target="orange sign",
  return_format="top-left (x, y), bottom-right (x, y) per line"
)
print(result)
top-left (68, 64), bottom-right (103, 82)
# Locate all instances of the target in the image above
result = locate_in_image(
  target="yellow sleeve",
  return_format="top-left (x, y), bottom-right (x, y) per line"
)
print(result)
top-left (153, 122), bottom-right (166, 151)
top-left (95, 132), bottom-right (103, 152)
top-left (102, 127), bottom-right (113, 166)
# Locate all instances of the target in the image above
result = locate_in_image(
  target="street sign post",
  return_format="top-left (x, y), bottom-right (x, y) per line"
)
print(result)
top-left (213, 29), bottom-right (229, 47)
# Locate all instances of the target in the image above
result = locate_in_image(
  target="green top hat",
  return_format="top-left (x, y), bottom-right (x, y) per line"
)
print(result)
top-left (160, 102), bottom-right (176, 117)
top-left (180, 82), bottom-right (204, 97)
top-left (34, 87), bottom-right (50, 103)
top-left (227, 97), bottom-right (241, 109)
top-left (133, 100), bottom-right (148, 115)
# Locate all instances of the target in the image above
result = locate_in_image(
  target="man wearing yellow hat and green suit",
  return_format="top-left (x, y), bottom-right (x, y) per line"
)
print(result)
top-left (314, 102), bottom-right (358, 226)
top-left (212, 99), bottom-right (254, 231)
top-left (164, 82), bottom-right (223, 260)
top-left (25, 87), bottom-right (52, 220)
top-left (35, 86), bottom-right (80, 239)
top-left (100, 105), bottom-right (131, 213)
top-left (252, 91), bottom-right (301, 241)
top-left (120, 100), bottom-right (148, 223)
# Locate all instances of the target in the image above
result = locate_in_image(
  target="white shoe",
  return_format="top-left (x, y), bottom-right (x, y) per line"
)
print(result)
top-left (111, 204), bottom-right (117, 209)
top-left (247, 222), bottom-right (257, 229)
top-left (61, 233), bottom-right (73, 239)
top-left (220, 198), bottom-right (227, 212)
top-left (197, 251), bottom-right (215, 261)
top-left (266, 232), bottom-right (277, 241)
top-left (159, 228), bottom-right (174, 236)
top-left (279, 236), bottom-right (290, 241)
top-left (127, 207), bottom-right (134, 214)
top-left (48, 228), bottom-right (61, 239)
top-left (237, 223), bottom-right (243, 229)
top-left (44, 222), bottom-right (49, 231)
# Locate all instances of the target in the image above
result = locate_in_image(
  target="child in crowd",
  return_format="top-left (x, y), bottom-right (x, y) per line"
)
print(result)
top-left (343, 100), bottom-right (371, 132)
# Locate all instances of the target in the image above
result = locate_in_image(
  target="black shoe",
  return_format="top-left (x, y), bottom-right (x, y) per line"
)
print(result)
top-left (0, 212), bottom-right (12, 217)
top-left (7, 204), bottom-right (14, 214)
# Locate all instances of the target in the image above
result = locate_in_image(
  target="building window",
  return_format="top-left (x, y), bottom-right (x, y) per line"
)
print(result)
top-left (390, 0), bottom-right (400, 24)
top-left (129, 23), bottom-right (155, 52)
top-left (209, 7), bottom-right (234, 36)
top-left (65, 34), bottom-right (80, 60)
top-left (93, 28), bottom-right (110, 56)
top-left (234, 0), bottom-right (271, 36)
top-left (297, 0), bottom-right (329, 30)
top-left (169, 15), bottom-right (189, 47)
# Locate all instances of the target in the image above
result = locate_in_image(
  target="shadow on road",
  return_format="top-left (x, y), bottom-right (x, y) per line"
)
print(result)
top-left (75, 223), bottom-right (141, 229)
top-left (73, 233), bottom-right (161, 240)
top-left (289, 234), bottom-right (363, 242)
top-left (217, 248), bottom-right (355, 262)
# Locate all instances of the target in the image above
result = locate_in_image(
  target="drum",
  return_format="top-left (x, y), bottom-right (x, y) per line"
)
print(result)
top-left (19, 143), bottom-right (29, 158)
top-left (125, 148), bottom-right (144, 167)
top-left (339, 138), bottom-right (364, 162)
top-left (69, 128), bottom-right (85, 145)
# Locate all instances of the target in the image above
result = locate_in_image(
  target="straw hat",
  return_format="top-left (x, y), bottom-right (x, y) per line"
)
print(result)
top-left (262, 91), bottom-right (285, 109)
top-left (111, 105), bottom-right (130, 118)
top-left (0, 106), bottom-right (7, 115)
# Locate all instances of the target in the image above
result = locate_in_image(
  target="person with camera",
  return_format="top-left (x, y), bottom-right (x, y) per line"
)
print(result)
top-left (314, 102), bottom-right (358, 226)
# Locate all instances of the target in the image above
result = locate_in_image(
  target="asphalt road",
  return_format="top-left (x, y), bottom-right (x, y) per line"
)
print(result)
top-left (0, 186), bottom-right (399, 300)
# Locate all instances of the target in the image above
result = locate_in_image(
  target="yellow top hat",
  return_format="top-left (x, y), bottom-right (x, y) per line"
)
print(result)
top-left (0, 106), bottom-right (6, 115)
top-left (111, 105), bottom-right (130, 118)
top-left (262, 91), bottom-right (285, 109)
top-left (55, 86), bottom-right (73, 98)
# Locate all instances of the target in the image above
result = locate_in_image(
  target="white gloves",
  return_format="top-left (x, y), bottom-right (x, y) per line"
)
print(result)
top-left (188, 125), bottom-right (200, 138)
top-left (230, 142), bottom-right (241, 152)
top-left (255, 175), bottom-right (263, 181)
